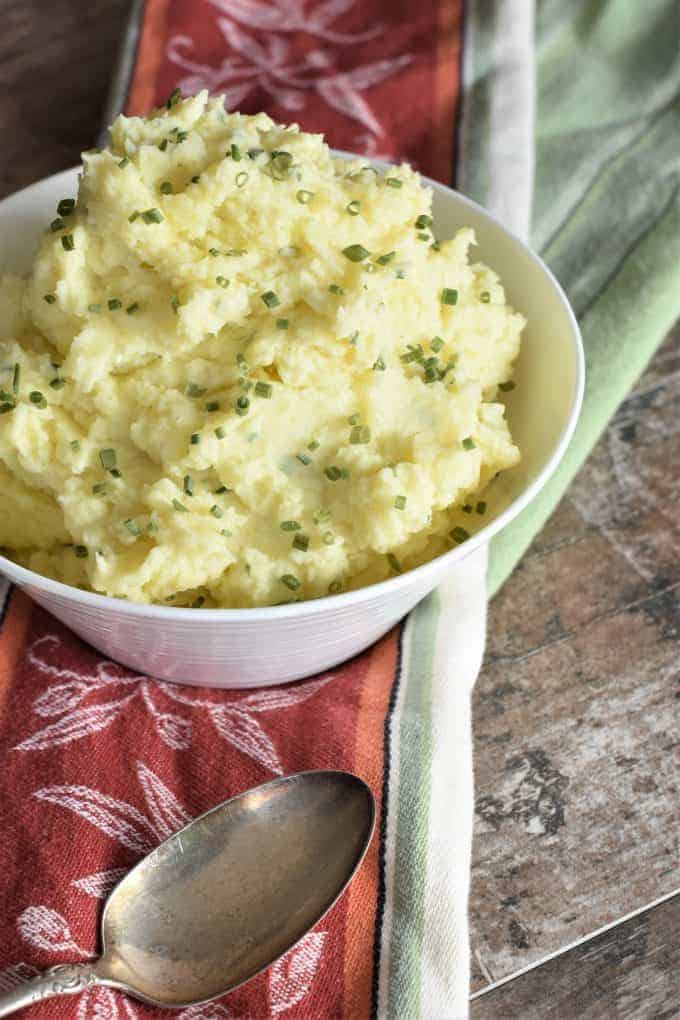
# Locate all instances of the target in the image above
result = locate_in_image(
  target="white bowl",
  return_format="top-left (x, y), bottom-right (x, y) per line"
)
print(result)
top-left (0, 166), bottom-right (584, 688)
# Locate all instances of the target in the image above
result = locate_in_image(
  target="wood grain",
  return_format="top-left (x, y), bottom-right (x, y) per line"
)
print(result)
top-left (470, 322), bottom-right (680, 992)
top-left (471, 892), bottom-right (680, 1019)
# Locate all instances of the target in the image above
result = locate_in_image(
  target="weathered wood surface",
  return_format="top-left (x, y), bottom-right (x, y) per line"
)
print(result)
top-left (471, 322), bottom-right (680, 993)
top-left (471, 892), bottom-right (680, 1020)
top-left (1, 2), bottom-right (679, 1011)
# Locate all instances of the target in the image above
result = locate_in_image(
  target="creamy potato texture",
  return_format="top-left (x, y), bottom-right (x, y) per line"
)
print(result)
top-left (0, 92), bottom-right (523, 607)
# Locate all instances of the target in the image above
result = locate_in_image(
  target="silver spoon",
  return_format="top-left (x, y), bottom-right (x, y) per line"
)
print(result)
top-left (0, 769), bottom-right (374, 1016)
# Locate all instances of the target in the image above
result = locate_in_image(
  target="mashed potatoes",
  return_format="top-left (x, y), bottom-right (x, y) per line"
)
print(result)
top-left (0, 91), bottom-right (523, 607)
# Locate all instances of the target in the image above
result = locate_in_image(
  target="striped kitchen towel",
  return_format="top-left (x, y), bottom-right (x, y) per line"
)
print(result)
top-left (1, 2), bottom-right (679, 1019)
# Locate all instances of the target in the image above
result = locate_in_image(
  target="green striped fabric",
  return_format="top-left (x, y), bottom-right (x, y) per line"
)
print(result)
top-left (488, 0), bottom-right (680, 591)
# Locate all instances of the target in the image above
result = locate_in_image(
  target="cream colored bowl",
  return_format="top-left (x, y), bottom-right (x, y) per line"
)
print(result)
top-left (0, 165), bottom-right (584, 688)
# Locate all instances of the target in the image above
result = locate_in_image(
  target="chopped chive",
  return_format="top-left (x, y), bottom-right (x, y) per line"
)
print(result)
top-left (296, 452), bottom-right (312, 466)
top-left (214, 485), bottom-right (230, 495)
top-left (308, 439), bottom-right (320, 451)
top-left (192, 595), bottom-right (205, 609)
top-left (124, 518), bottom-right (141, 536)
top-left (44, 293), bottom-right (56, 304)
top-left (431, 240), bottom-right (441, 251)
top-left (159, 180), bottom-right (173, 195)
top-left (387, 552), bottom-right (401, 573)
top-left (377, 251), bottom-right (395, 265)
top-left (210, 504), bottom-right (223, 518)
top-left (175, 131), bottom-right (188, 143)
top-left (431, 336), bottom-right (444, 352)
top-left (462, 437), bottom-right (476, 450)
top-left (126, 302), bottom-right (140, 315)
top-left (29, 391), bottom-right (47, 408)
top-left (220, 528), bottom-right (232, 538)
top-left (50, 218), bottom-right (65, 232)
top-left (499, 380), bottom-right (516, 392)
top-left (280, 520), bottom-right (301, 531)
top-left (209, 247), bottom-right (220, 257)
top-left (281, 574), bottom-right (301, 591)
top-left (118, 157), bottom-right (130, 168)
top-left (74, 545), bottom-right (88, 558)
top-left (191, 175), bottom-right (201, 184)
top-left (394, 495), bottom-right (407, 510)
top-left (57, 198), bottom-right (75, 216)
top-left (215, 426), bottom-right (226, 439)
top-left (171, 295), bottom-right (180, 313)
top-left (270, 151), bottom-right (293, 180)
top-left (348, 330), bottom-right (359, 346)
top-left (276, 318), bottom-right (288, 329)
top-left (158, 139), bottom-right (168, 152)
top-left (235, 396), bottom-right (250, 416)
top-left (293, 533), bottom-right (309, 552)
top-left (476, 501), bottom-right (487, 515)
top-left (385, 177), bottom-right (402, 188)
top-left (254, 381), bottom-right (273, 399)
top-left (166, 87), bottom-right (182, 109)
top-left (325, 465), bottom-right (342, 481)
top-left (172, 498), bottom-right (188, 512)
top-left (296, 190), bottom-right (314, 204)
top-left (230, 143), bottom-right (242, 161)
top-left (417, 232), bottom-right (430, 241)
top-left (61, 234), bottom-right (75, 251)
top-left (183, 475), bottom-right (194, 496)
top-left (346, 200), bottom-right (361, 216)
top-left (99, 448), bottom-right (117, 470)
top-left (190, 432), bottom-right (201, 444)
top-left (323, 531), bottom-right (335, 545)
top-left (415, 214), bottom-right (433, 230)
top-left (0, 403), bottom-right (14, 414)
top-left (248, 148), bottom-right (264, 159)
top-left (395, 269), bottom-right (406, 279)
top-left (225, 248), bottom-right (247, 256)
top-left (92, 482), bottom-right (107, 495)
top-left (329, 284), bottom-right (344, 295)
top-left (373, 356), bottom-right (386, 371)
top-left (110, 468), bottom-right (122, 478)
top-left (235, 171), bottom-right (249, 188)
top-left (184, 382), bottom-right (207, 397)
top-left (141, 208), bottom-right (163, 224)
top-left (147, 516), bottom-right (159, 533)
top-left (108, 298), bottom-right (122, 311)
top-left (70, 440), bottom-right (81, 452)
top-left (205, 400), bottom-right (220, 412)
top-left (329, 580), bottom-right (343, 593)
top-left (341, 467), bottom-right (350, 479)
top-left (350, 424), bottom-right (370, 444)
top-left (441, 288), bottom-right (458, 305)
top-left (450, 526), bottom-right (470, 543)
top-left (12, 364), bottom-right (20, 394)
top-left (216, 275), bottom-right (229, 288)
top-left (128, 211), bottom-right (140, 223)
top-left (88, 303), bottom-right (102, 313)
top-left (463, 504), bottom-right (474, 514)
top-left (342, 244), bottom-right (370, 262)
top-left (261, 290), bottom-right (280, 309)
top-left (313, 508), bottom-right (331, 525)
top-left (481, 291), bottom-right (491, 303)
top-left (49, 377), bottom-right (65, 389)
top-left (348, 413), bottom-right (360, 425)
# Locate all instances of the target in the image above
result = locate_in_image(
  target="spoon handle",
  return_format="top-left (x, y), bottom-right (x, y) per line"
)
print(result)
top-left (0, 962), bottom-right (101, 1016)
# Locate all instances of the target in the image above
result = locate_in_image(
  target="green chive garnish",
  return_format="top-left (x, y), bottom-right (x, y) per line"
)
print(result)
top-left (499, 381), bottom-right (515, 392)
top-left (221, 528), bottom-right (232, 538)
top-left (276, 318), bottom-right (288, 330)
top-left (441, 288), bottom-right (458, 305)
top-left (57, 199), bottom-right (75, 216)
top-left (124, 519), bottom-right (141, 536)
top-left (373, 356), bottom-right (386, 371)
top-left (450, 526), bottom-right (470, 543)
top-left (92, 482), bottom-right (107, 495)
top-left (387, 552), bottom-right (401, 573)
top-left (61, 235), bottom-right (74, 251)
top-left (99, 448), bottom-right (117, 470)
top-left (348, 330), bottom-right (359, 345)
top-left (183, 475), bottom-right (194, 496)
top-left (190, 432), bottom-right (201, 444)
top-left (329, 580), bottom-right (343, 593)
top-left (50, 218), bottom-right (64, 233)
top-left (44, 293), bottom-right (56, 304)
top-left (126, 302), bottom-right (140, 315)
top-left (141, 208), bottom-right (163, 224)
top-left (214, 485), bottom-right (229, 494)
top-left (346, 200), bottom-right (361, 216)
top-left (192, 596), bottom-right (205, 608)
top-left (230, 143), bottom-right (242, 161)
top-left (350, 425), bottom-right (370, 444)
top-left (215, 426), bottom-right (226, 439)
top-left (70, 440), bottom-right (81, 452)
top-left (185, 382), bottom-right (207, 397)
top-left (462, 504), bottom-right (473, 514)
top-left (235, 396), bottom-right (250, 416)
top-left (325, 466), bottom-right (342, 481)
top-left (74, 545), bottom-right (88, 558)
top-left (210, 505), bottom-right (223, 518)
top-left (385, 178), bottom-right (402, 188)
top-left (481, 291), bottom-right (490, 303)
top-left (12, 364), bottom-right (20, 394)
top-left (476, 501), bottom-right (487, 515)
top-left (216, 275), bottom-right (229, 288)
top-left (166, 87), bottom-right (181, 109)
top-left (431, 240), bottom-right (441, 251)
top-left (342, 244), bottom-right (370, 262)
top-left (296, 190), bottom-right (314, 204)
top-left (296, 452), bottom-right (312, 466)
top-left (394, 495), bottom-right (407, 510)
top-left (308, 439), bottom-right (320, 451)
top-left (329, 284), bottom-right (344, 295)
top-left (118, 157), bottom-right (130, 168)
top-left (88, 303), bottom-right (102, 313)
top-left (377, 252), bottom-right (395, 265)
top-left (293, 533), bottom-right (309, 552)
top-left (261, 291), bottom-right (280, 309)
top-left (280, 520), bottom-right (301, 531)
top-left (108, 298), bottom-right (122, 310)
top-left (206, 400), bottom-right (220, 412)
top-left (415, 214), bottom-right (433, 230)
top-left (281, 574), bottom-right (301, 591)
top-left (323, 532), bottom-right (335, 545)
top-left (248, 148), bottom-right (264, 159)
top-left (172, 498), bottom-right (188, 512)
top-left (191, 175), bottom-right (201, 184)
top-left (235, 172), bottom-right (248, 188)
top-left (29, 391), bottom-right (47, 408)
top-left (160, 181), bottom-right (173, 195)
top-left (431, 336), bottom-right (444, 352)
top-left (128, 211), bottom-right (140, 222)
top-left (254, 381), bottom-right (273, 399)
top-left (49, 378), bottom-right (65, 389)
top-left (171, 295), bottom-right (180, 313)
top-left (159, 139), bottom-right (168, 151)
top-left (209, 247), bottom-right (220, 257)
top-left (462, 437), bottom-right (476, 450)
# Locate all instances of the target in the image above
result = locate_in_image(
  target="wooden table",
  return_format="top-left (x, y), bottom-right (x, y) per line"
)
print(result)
top-left (2, 3), bottom-right (678, 1016)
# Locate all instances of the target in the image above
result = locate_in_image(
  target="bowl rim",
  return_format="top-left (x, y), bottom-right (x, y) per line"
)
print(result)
top-left (0, 162), bottom-right (585, 621)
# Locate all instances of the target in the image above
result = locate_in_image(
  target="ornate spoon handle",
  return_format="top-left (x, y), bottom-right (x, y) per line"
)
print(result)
top-left (0, 962), bottom-right (100, 1017)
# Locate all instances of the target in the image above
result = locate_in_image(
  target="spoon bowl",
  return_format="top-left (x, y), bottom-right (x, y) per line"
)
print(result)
top-left (0, 770), bottom-right (375, 1015)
